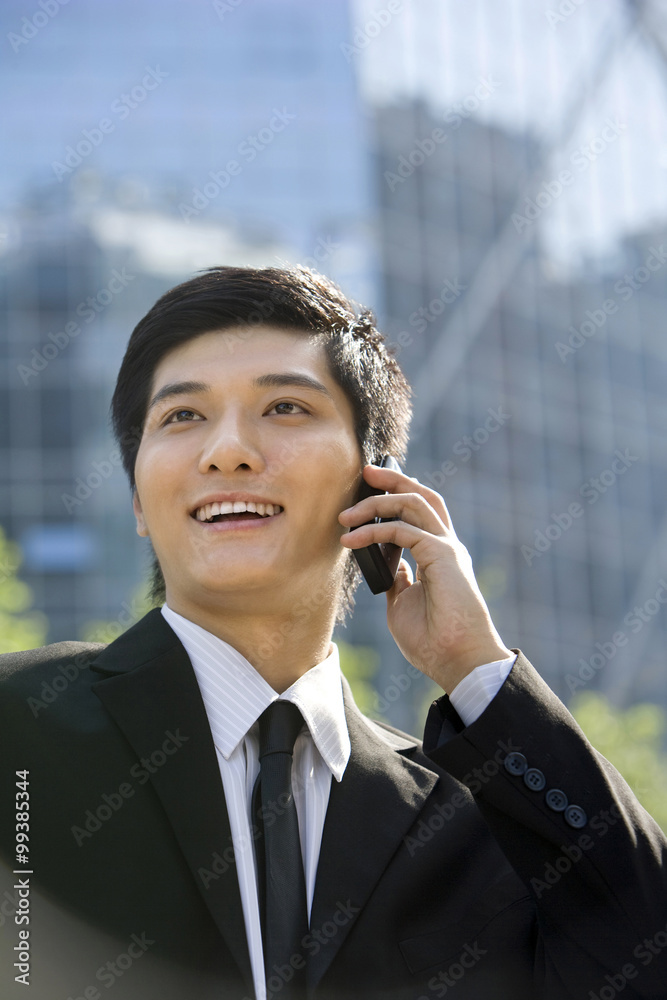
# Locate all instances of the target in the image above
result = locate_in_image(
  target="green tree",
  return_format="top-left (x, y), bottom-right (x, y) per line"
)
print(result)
top-left (81, 597), bottom-right (389, 720)
top-left (572, 691), bottom-right (667, 834)
top-left (79, 592), bottom-right (427, 729)
top-left (78, 582), bottom-right (157, 644)
top-left (337, 640), bottom-right (381, 717)
top-left (0, 527), bottom-right (48, 654)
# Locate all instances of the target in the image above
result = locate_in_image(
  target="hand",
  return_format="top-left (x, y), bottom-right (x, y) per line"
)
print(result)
top-left (338, 464), bottom-right (513, 694)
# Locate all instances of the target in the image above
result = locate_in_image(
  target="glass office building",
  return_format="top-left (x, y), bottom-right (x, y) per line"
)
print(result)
top-left (0, 0), bottom-right (376, 640)
top-left (1, 0), bottom-right (665, 731)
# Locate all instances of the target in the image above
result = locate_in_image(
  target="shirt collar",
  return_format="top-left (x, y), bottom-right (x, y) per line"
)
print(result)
top-left (161, 604), bottom-right (351, 782)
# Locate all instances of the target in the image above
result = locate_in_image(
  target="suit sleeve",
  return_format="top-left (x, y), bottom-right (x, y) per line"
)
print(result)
top-left (422, 650), bottom-right (667, 998)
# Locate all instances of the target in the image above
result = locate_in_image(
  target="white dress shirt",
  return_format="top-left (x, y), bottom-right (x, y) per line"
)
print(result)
top-left (160, 603), bottom-right (516, 1000)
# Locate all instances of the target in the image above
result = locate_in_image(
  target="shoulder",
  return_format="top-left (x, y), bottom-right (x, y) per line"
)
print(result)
top-left (0, 641), bottom-right (107, 725)
top-left (361, 714), bottom-right (421, 751)
top-left (0, 641), bottom-right (106, 686)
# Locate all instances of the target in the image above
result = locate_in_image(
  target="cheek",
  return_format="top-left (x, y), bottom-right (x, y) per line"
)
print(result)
top-left (316, 461), bottom-right (362, 528)
top-left (135, 442), bottom-right (182, 498)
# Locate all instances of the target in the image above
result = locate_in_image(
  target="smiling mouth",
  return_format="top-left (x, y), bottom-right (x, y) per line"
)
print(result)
top-left (192, 500), bottom-right (284, 523)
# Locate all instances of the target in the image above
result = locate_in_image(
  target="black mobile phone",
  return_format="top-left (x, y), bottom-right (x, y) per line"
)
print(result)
top-left (352, 455), bottom-right (404, 595)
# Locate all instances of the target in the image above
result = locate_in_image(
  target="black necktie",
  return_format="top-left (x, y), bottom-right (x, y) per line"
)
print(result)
top-left (252, 701), bottom-right (309, 997)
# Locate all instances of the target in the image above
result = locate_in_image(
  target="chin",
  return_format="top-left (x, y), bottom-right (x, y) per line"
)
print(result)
top-left (195, 566), bottom-right (280, 595)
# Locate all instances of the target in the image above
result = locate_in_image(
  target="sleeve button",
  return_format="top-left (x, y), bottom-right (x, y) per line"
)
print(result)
top-left (504, 752), bottom-right (528, 776)
top-left (545, 788), bottom-right (568, 812)
top-left (564, 804), bottom-right (588, 828)
top-left (523, 767), bottom-right (546, 791)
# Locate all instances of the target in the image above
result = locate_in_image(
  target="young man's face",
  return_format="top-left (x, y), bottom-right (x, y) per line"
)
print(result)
top-left (132, 326), bottom-right (363, 618)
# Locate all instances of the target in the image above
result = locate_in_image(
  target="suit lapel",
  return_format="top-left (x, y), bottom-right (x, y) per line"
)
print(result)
top-left (89, 609), bottom-right (254, 994)
top-left (307, 678), bottom-right (439, 991)
top-left (88, 611), bottom-right (439, 996)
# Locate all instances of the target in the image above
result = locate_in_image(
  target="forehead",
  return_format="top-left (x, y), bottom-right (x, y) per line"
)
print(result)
top-left (145, 326), bottom-right (359, 429)
top-left (151, 326), bottom-right (328, 382)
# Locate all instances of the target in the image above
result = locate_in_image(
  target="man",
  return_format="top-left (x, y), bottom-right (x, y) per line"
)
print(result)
top-left (1, 265), bottom-right (666, 1000)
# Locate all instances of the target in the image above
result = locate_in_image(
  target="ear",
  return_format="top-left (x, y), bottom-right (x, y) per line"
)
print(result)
top-left (132, 489), bottom-right (149, 538)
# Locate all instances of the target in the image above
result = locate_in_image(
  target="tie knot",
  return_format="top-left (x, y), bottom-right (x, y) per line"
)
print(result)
top-left (257, 701), bottom-right (304, 758)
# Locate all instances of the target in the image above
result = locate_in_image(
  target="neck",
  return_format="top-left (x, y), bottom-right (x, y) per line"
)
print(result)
top-left (165, 589), bottom-right (339, 693)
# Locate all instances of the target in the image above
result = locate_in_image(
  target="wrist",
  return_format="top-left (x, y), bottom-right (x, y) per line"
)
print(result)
top-left (431, 641), bottom-right (514, 695)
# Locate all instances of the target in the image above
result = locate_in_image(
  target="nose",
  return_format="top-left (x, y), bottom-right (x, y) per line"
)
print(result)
top-left (197, 409), bottom-right (267, 475)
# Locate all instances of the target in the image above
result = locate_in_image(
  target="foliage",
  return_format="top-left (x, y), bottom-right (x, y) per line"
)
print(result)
top-left (81, 596), bottom-right (387, 720)
top-left (0, 527), bottom-right (48, 654)
top-left (337, 640), bottom-right (381, 717)
top-left (572, 691), bottom-right (667, 834)
top-left (78, 582), bottom-right (157, 644)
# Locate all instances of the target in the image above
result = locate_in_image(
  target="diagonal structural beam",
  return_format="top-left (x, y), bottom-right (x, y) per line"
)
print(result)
top-left (410, 5), bottom-right (641, 439)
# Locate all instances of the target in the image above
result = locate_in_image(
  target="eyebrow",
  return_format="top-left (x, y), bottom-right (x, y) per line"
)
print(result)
top-left (146, 372), bottom-right (334, 413)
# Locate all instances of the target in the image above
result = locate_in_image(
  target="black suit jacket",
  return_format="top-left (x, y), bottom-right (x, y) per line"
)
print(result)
top-left (2, 608), bottom-right (666, 999)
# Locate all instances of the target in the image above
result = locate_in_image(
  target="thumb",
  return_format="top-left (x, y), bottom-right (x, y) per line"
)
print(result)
top-left (387, 557), bottom-right (414, 600)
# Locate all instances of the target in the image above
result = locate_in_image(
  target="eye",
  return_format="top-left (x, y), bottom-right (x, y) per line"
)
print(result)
top-left (267, 401), bottom-right (307, 415)
top-left (164, 408), bottom-right (203, 424)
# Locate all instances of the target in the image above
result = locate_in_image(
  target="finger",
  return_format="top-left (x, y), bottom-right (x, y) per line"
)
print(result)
top-left (387, 557), bottom-right (414, 600)
top-left (339, 490), bottom-right (447, 537)
top-left (358, 464), bottom-right (453, 530)
top-left (340, 517), bottom-right (433, 552)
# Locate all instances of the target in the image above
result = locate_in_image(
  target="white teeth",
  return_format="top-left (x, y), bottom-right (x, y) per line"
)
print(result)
top-left (194, 500), bottom-right (282, 521)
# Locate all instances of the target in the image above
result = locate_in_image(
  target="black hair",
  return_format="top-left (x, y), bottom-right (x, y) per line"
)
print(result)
top-left (110, 265), bottom-right (412, 621)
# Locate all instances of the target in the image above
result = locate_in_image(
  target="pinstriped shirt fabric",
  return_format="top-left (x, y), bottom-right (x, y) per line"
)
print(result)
top-left (449, 655), bottom-right (517, 726)
top-left (160, 604), bottom-right (516, 999)
top-left (160, 603), bottom-right (350, 1000)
